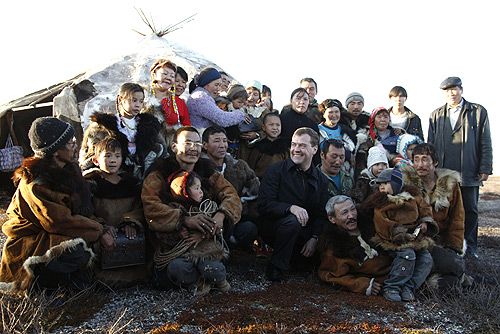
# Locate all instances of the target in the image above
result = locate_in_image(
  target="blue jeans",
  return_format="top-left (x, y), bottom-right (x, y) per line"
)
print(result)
top-left (153, 257), bottom-right (226, 290)
top-left (384, 249), bottom-right (433, 292)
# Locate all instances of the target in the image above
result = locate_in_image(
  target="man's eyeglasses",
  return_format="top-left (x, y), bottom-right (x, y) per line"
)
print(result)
top-left (177, 140), bottom-right (203, 148)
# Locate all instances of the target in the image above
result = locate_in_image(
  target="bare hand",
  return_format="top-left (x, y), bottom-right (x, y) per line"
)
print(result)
top-left (184, 214), bottom-right (216, 236)
top-left (122, 224), bottom-right (137, 239)
top-left (480, 173), bottom-right (489, 182)
top-left (212, 212), bottom-right (225, 234)
top-left (418, 222), bottom-right (428, 234)
top-left (393, 128), bottom-right (403, 135)
top-left (101, 230), bottom-right (115, 251)
top-left (290, 205), bottom-right (309, 226)
top-left (185, 232), bottom-right (205, 245)
top-left (300, 237), bottom-right (318, 257)
top-left (371, 281), bottom-right (382, 295)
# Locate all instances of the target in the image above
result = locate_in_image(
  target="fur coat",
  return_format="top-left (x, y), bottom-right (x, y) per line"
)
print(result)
top-left (363, 186), bottom-right (438, 251)
top-left (0, 158), bottom-right (103, 293)
top-left (242, 137), bottom-right (289, 179)
top-left (425, 169), bottom-right (465, 253)
top-left (318, 220), bottom-right (392, 294)
top-left (142, 157), bottom-right (242, 255)
top-left (80, 112), bottom-right (166, 180)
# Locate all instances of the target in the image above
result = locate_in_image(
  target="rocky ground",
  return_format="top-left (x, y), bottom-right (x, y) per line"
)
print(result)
top-left (0, 177), bottom-right (499, 333)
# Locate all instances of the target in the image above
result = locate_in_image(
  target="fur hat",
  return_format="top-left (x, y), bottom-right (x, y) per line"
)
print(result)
top-left (390, 168), bottom-right (404, 194)
top-left (29, 117), bottom-right (75, 156)
top-left (345, 92), bottom-right (364, 107)
top-left (396, 134), bottom-right (423, 159)
top-left (367, 146), bottom-right (388, 170)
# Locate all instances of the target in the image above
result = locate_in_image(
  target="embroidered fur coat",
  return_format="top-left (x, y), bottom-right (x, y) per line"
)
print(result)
top-left (0, 159), bottom-right (103, 293)
top-left (363, 186), bottom-right (438, 251)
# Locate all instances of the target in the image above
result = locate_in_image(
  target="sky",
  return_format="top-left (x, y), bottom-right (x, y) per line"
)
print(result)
top-left (0, 0), bottom-right (498, 173)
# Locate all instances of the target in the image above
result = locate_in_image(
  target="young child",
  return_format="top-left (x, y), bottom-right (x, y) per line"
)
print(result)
top-left (162, 170), bottom-right (231, 295)
top-left (83, 136), bottom-right (147, 287)
top-left (224, 84), bottom-right (261, 158)
top-left (243, 112), bottom-right (289, 179)
top-left (81, 82), bottom-right (164, 180)
top-left (351, 145), bottom-right (388, 203)
top-left (392, 134), bottom-right (423, 168)
top-left (365, 167), bottom-right (438, 302)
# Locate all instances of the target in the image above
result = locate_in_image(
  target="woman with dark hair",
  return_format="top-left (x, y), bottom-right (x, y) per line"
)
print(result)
top-left (279, 88), bottom-right (319, 145)
top-left (187, 67), bottom-right (246, 130)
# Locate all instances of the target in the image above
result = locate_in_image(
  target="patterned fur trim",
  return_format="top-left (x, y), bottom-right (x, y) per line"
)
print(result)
top-left (22, 238), bottom-right (95, 290)
top-left (372, 234), bottom-right (435, 251)
top-left (387, 191), bottom-right (414, 205)
top-left (425, 273), bottom-right (441, 290)
top-left (430, 169), bottom-right (461, 211)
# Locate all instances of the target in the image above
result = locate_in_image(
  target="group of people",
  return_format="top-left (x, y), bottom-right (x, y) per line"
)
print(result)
top-left (0, 58), bottom-right (492, 303)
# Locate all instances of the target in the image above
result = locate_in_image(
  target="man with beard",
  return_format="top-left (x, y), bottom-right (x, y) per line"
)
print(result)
top-left (412, 143), bottom-right (472, 289)
top-left (258, 127), bottom-right (330, 281)
top-left (319, 139), bottom-right (354, 196)
top-left (318, 195), bottom-right (392, 294)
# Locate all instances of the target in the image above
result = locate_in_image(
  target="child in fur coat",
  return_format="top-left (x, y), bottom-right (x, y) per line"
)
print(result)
top-left (364, 167), bottom-right (438, 302)
top-left (156, 170), bottom-right (230, 295)
top-left (350, 145), bottom-right (388, 203)
top-left (84, 137), bottom-right (148, 287)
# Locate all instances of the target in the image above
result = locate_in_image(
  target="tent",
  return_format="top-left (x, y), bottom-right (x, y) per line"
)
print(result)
top-left (0, 34), bottom-right (229, 157)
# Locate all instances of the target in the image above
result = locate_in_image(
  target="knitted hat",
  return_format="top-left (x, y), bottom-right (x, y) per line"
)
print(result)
top-left (396, 134), bottom-right (423, 159)
top-left (195, 68), bottom-right (221, 88)
top-left (29, 117), bottom-right (75, 156)
top-left (390, 168), bottom-right (404, 194)
top-left (345, 92), bottom-right (364, 107)
top-left (367, 146), bottom-right (388, 170)
top-left (245, 80), bottom-right (263, 93)
top-left (375, 167), bottom-right (404, 194)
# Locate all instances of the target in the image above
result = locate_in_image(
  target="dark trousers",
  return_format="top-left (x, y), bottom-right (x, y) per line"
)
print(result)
top-left (461, 186), bottom-right (479, 253)
top-left (261, 214), bottom-right (313, 271)
top-left (153, 258), bottom-right (226, 290)
top-left (228, 220), bottom-right (258, 252)
top-left (34, 243), bottom-right (92, 290)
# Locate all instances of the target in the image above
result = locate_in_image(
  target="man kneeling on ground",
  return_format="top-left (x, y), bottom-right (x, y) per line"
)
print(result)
top-left (318, 195), bottom-right (392, 295)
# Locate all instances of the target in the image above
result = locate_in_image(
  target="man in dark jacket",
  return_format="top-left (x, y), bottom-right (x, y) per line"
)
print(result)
top-left (258, 127), bottom-right (330, 281)
top-left (428, 77), bottom-right (493, 258)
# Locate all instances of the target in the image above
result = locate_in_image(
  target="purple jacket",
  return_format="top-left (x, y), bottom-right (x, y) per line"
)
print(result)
top-left (187, 87), bottom-right (245, 129)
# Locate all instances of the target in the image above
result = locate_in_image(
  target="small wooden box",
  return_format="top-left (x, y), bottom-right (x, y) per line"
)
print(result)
top-left (101, 231), bottom-right (146, 269)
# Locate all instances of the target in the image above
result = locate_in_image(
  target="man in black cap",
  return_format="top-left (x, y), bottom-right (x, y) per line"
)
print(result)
top-left (428, 77), bottom-right (493, 259)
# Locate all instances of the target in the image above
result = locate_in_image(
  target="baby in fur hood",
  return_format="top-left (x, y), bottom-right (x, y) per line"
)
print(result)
top-left (362, 167), bottom-right (438, 303)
